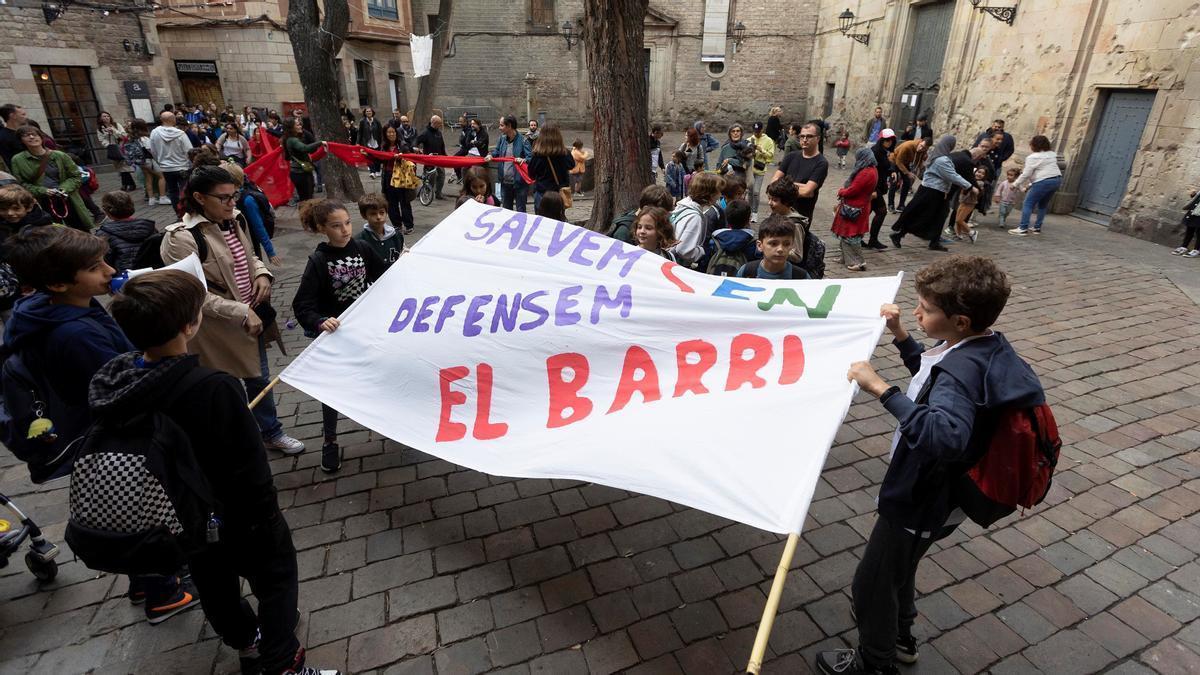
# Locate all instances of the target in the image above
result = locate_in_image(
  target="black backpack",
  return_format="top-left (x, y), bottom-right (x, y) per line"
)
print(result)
top-left (65, 368), bottom-right (222, 576)
top-left (0, 340), bottom-right (93, 484)
top-left (130, 225), bottom-right (208, 270)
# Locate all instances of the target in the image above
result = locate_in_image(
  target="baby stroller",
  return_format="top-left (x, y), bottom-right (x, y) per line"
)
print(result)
top-left (0, 492), bottom-right (59, 582)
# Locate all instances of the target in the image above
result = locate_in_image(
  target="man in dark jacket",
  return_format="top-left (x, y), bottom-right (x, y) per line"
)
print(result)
top-left (864, 107), bottom-right (887, 144)
top-left (415, 115), bottom-right (447, 199)
top-left (865, 129), bottom-right (895, 249)
top-left (820, 256), bottom-right (1042, 675)
top-left (973, 119), bottom-right (1014, 168)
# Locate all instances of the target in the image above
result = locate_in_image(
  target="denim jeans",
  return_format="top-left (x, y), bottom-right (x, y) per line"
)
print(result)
top-left (243, 335), bottom-right (282, 441)
top-left (502, 182), bottom-right (528, 213)
top-left (997, 202), bottom-right (1014, 228)
top-left (749, 173), bottom-right (765, 216)
top-left (1019, 175), bottom-right (1061, 231)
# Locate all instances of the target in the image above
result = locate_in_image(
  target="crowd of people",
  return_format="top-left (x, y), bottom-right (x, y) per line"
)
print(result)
top-left (0, 93), bottom-right (1195, 675)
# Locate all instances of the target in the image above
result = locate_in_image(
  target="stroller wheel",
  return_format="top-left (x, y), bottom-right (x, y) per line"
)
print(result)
top-left (25, 551), bottom-right (57, 583)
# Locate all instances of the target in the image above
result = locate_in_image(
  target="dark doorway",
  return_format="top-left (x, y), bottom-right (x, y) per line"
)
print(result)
top-left (32, 65), bottom-right (101, 164)
top-left (898, 1), bottom-right (954, 126)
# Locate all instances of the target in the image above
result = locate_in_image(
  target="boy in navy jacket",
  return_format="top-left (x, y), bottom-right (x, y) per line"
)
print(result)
top-left (818, 256), bottom-right (1043, 675)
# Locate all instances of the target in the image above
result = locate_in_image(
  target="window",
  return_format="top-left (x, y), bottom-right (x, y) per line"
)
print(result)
top-left (530, 0), bottom-right (555, 28)
top-left (355, 60), bottom-right (372, 108)
top-left (367, 0), bottom-right (398, 20)
top-left (823, 83), bottom-right (835, 118)
top-left (707, 62), bottom-right (725, 77)
top-left (428, 14), bottom-right (440, 33)
top-left (701, 0), bottom-right (731, 62)
top-left (32, 65), bottom-right (101, 164)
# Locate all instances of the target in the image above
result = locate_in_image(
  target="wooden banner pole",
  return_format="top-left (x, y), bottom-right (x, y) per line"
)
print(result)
top-left (745, 532), bottom-right (800, 674)
top-left (248, 375), bottom-right (281, 410)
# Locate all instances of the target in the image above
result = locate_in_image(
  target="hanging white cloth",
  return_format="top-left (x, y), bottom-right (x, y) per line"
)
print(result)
top-left (410, 34), bottom-right (433, 78)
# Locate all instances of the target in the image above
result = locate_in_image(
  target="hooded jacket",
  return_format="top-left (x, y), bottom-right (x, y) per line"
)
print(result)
top-left (149, 125), bottom-right (193, 172)
top-left (88, 353), bottom-right (280, 527)
top-left (292, 238), bottom-right (385, 335)
top-left (357, 222), bottom-right (403, 266)
top-left (878, 332), bottom-right (1044, 531)
top-left (3, 292), bottom-right (134, 407)
top-left (98, 217), bottom-right (157, 271)
top-left (667, 197), bottom-right (707, 265)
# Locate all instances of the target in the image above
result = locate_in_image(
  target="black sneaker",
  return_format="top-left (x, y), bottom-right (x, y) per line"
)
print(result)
top-left (145, 580), bottom-right (201, 624)
top-left (815, 649), bottom-right (898, 675)
top-left (895, 635), bottom-right (919, 664)
top-left (321, 442), bottom-right (341, 473)
top-left (889, 233), bottom-right (903, 249)
top-left (866, 240), bottom-right (888, 251)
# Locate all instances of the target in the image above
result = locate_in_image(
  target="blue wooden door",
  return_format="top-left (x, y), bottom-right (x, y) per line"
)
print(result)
top-left (1077, 91), bottom-right (1155, 215)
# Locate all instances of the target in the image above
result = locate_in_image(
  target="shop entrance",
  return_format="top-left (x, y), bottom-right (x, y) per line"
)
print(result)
top-left (175, 60), bottom-right (225, 109)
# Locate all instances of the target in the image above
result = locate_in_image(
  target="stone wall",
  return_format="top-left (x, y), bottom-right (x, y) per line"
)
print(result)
top-left (406, 0), bottom-right (817, 130)
top-left (807, 0), bottom-right (1200, 247)
top-left (0, 2), bottom-right (169, 129)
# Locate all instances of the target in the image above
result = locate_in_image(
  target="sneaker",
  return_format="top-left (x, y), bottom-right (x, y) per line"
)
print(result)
top-left (264, 434), bottom-right (305, 455)
top-left (146, 197), bottom-right (156, 206)
top-left (889, 232), bottom-right (902, 249)
top-left (751, 214), bottom-right (758, 223)
top-left (1031, 228), bottom-right (1042, 234)
top-left (969, 229), bottom-right (978, 244)
top-left (1008, 228), bottom-right (1028, 236)
top-left (895, 635), bottom-right (919, 664)
top-left (287, 669), bottom-right (340, 675)
top-left (815, 648), bottom-right (898, 675)
top-left (145, 581), bottom-right (200, 624)
top-left (239, 630), bottom-right (263, 675)
top-left (888, 207), bottom-right (897, 214)
top-left (157, 196), bottom-right (172, 205)
top-left (1186, 249), bottom-right (1200, 258)
top-left (321, 442), bottom-right (341, 473)
top-left (1171, 246), bottom-right (1188, 255)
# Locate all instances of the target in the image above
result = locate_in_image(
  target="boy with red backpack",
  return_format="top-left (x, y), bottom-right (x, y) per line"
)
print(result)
top-left (818, 256), bottom-right (1054, 675)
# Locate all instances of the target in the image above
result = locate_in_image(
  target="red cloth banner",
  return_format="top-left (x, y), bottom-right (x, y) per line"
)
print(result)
top-left (240, 139), bottom-right (532, 208)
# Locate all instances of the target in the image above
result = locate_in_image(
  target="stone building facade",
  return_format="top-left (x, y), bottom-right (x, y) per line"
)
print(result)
top-left (0, 0), bottom-right (169, 164)
top-left (806, 0), bottom-right (1200, 246)
top-left (406, 0), bottom-right (817, 129)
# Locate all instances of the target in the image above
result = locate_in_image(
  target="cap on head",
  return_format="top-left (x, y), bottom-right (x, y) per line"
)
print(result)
top-left (752, 122), bottom-right (763, 131)
top-left (880, 128), bottom-right (896, 139)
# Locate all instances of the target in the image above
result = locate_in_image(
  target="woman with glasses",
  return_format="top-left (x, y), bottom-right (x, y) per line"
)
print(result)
top-left (717, 123), bottom-right (755, 189)
top-left (10, 125), bottom-right (93, 230)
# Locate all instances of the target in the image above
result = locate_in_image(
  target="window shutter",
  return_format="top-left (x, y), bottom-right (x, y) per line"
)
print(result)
top-left (701, 0), bottom-right (731, 62)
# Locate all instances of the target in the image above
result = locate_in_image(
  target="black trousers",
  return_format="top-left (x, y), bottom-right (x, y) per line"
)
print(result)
top-left (321, 403), bottom-right (339, 441)
top-left (1183, 224), bottom-right (1200, 249)
top-left (868, 193), bottom-right (888, 245)
top-left (382, 178), bottom-right (414, 230)
top-left (290, 171), bottom-right (315, 202)
top-left (189, 510), bottom-right (300, 675)
top-left (164, 170), bottom-right (188, 209)
top-left (852, 515), bottom-right (959, 669)
top-left (888, 173), bottom-right (912, 209)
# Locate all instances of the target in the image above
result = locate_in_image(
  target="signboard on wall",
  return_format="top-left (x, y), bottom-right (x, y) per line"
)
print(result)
top-left (123, 80), bottom-right (153, 123)
top-left (175, 61), bottom-right (219, 75)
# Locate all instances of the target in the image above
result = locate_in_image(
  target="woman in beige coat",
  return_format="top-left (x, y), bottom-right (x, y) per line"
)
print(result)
top-left (160, 164), bottom-right (305, 454)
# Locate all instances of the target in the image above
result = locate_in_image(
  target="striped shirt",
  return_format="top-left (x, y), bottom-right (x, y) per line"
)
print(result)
top-left (221, 226), bottom-right (254, 303)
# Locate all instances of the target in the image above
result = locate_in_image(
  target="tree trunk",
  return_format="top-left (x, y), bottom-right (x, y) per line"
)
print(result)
top-left (413, 0), bottom-right (453, 125)
top-left (583, 0), bottom-right (650, 231)
top-left (287, 0), bottom-right (363, 202)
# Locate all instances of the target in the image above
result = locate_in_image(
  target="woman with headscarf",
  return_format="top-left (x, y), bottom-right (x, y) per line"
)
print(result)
top-left (889, 135), bottom-right (975, 251)
top-left (831, 147), bottom-right (877, 272)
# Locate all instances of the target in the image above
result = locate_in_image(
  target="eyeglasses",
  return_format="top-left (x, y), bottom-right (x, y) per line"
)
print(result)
top-left (798, 134), bottom-right (817, 139)
top-left (205, 193), bottom-right (238, 204)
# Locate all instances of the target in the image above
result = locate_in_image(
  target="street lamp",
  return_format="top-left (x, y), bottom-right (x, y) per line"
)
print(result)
top-left (837, 9), bottom-right (870, 46)
top-left (729, 20), bottom-right (747, 49)
top-left (968, 0), bottom-right (1018, 26)
top-left (562, 21), bottom-right (579, 50)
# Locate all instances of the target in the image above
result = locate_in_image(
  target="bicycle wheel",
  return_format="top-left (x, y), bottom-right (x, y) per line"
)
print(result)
top-left (418, 181), bottom-right (434, 206)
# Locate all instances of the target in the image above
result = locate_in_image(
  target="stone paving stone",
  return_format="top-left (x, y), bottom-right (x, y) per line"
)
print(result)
top-left (537, 605), bottom-right (597, 652)
top-left (632, 546), bottom-right (682, 582)
top-left (610, 519), bottom-right (678, 556)
top-left (510, 546), bottom-right (572, 587)
top-left (456, 560), bottom-right (514, 601)
top-left (668, 537), bottom-right (724, 570)
top-left (672, 567), bottom-right (724, 604)
top-left (715, 586), bottom-right (767, 629)
top-left (539, 570), bottom-right (596, 614)
top-left (586, 557), bottom-right (641, 595)
top-left (433, 636), bottom-right (491, 675)
top-left (485, 620), bottom-right (543, 668)
top-left (988, 652), bottom-right (1041, 675)
top-left (1038, 540), bottom-right (1095, 575)
top-left (944, 579), bottom-right (1003, 616)
top-left (931, 624), bottom-right (999, 673)
top-left (1139, 638), bottom-right (1200, 674)
top-left (1023, 587), bottom-right (1087, 628)
top-left (388, 575), bottom-right (458, 619)
top-left (586, 590), bottom-right (640, 633)
top-left (624, 653), bottom-right (684, 675)
top-left (1077, 612), bottom-right (1149, 659)
top-left (1023, 629), bottom-right (1116, 675)
top-left (626, 615), bottom-right (684, 660)
top-left (673, 636), bottom-right (736, 673)
top-left (491, 587), bottom-right (546, 628)
top-left (346, 615), bottom-right (437, 672)
top-left (915, 591), bottom-right (970, 631)
top-left (630, 578), bottom-right (682, 618)
top-left (437, 599), bottom-right (495, 643)
top-left (930, 546), bottom-right (987, 580)
top-left (527, 648), bottom-right (588, 673)
top-left (1085, 558), bottom-right (1151, 596)
top-left (1138, 580), bottom-right (1200, 622)
top-left (669, 600), bottom-right (728, 642)
top-left (307, 593), bottom-right (386, 646)
top-left (806, 592), bottom-right (854, 637)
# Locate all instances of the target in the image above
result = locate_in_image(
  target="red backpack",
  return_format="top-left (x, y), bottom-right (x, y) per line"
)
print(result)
top-left (955, 404), bottom-right (1061, 527)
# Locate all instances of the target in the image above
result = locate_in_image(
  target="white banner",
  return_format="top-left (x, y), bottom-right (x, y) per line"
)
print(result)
top-left (281, 202), bottom-right (902, 534)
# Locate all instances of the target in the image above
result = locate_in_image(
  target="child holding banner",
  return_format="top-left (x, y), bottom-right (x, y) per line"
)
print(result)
top-left (292, 199), bottom-right (386, 473)
top-left (818, 256), bottom-right (1043, 675)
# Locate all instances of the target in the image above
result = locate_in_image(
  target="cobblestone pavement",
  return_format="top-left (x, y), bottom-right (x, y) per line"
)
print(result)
top-left (0, 152), bottom-right (1198, 675)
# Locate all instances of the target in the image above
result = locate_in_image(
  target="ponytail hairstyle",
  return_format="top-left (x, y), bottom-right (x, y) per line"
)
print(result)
top-left (299, 198), bottom-right (348, 233)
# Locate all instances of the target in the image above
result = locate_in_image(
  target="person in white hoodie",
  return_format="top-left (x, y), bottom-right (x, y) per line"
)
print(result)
top-left (149, 111), bottom-right (195, 209)
top-left (668, 172), bottom-right (722, 267)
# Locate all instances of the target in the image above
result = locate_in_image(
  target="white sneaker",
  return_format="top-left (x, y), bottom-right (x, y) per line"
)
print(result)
top-left (969, 229), bottom-right (978, 244)
top-left (1008, 228), bottom-right (1028, 236)
top-left (751, 214), bottom-right (758, 223)
top-left (158, 196), bottom-right (172, 205)
top-left (263, 434), bottom-right (305, 455)
top-left (1171, 246), bottom-right (1188, 255)
top-left (147, 197), bottom-right (156, 206)
top-left (1186, 249), bottom-right (1200, 258)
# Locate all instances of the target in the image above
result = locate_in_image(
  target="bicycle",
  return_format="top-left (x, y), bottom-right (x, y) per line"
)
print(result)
top-left (417, 167), bottom-right (437, 206)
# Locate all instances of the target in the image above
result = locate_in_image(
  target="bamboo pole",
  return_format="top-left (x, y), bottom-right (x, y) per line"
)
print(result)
top-left (746, 532), bottom-right (800, 674)
top-left (248, 375), bottom-right (281, 410)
